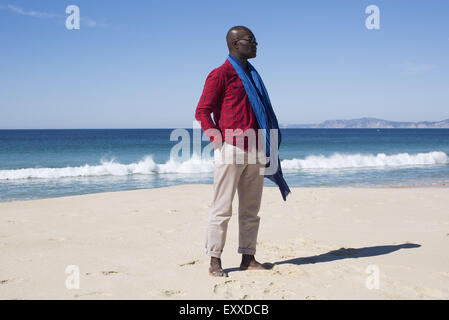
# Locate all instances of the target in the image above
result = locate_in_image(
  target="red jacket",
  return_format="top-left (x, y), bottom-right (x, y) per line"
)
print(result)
top-left (195, 59), bottom-right (259, 151)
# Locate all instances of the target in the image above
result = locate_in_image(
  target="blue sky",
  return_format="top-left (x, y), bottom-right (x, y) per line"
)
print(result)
top-left (0, 0), bottom-right (448, 129)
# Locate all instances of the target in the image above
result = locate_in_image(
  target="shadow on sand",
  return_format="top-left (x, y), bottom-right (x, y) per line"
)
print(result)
top-left (224, 243), bottom-right (421, 274)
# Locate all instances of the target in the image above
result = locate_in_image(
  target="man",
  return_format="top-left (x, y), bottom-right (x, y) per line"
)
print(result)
top-left (195, 26), bottom-right (289, 277)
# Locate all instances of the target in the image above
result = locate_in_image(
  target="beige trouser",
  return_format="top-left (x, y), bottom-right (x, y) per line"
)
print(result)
top-left (205, 143), bottom-right (266, 258)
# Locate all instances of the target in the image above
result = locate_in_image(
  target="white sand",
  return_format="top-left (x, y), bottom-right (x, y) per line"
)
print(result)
top-left (0, 185), bottom-right (448, 300)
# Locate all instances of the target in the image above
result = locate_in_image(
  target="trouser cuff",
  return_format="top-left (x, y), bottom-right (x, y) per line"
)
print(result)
top-left (206, 249), bottom-right (222, 258)
top-left (238, 247), bottom-right (256, 255)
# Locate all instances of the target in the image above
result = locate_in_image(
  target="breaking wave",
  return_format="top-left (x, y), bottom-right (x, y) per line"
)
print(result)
top-left (281, 151), bottom-right (448, 171)
top-left (0, 154), bottom-right (214, 180)
top-left (0, 151), bottom-right (447, 180)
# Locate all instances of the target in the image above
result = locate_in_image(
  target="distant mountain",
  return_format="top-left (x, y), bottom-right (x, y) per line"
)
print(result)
top-left (283, 117), bottom-right (449, 128)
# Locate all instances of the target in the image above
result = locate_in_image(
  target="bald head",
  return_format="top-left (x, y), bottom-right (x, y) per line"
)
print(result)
top-left (226, 26), bottom-right (258, 61)
top-left (226, 26), bottom-right (252, 50)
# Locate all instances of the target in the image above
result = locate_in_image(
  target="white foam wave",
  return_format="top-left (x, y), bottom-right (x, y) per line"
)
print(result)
top-left (0, 154), bottom-right (214, 180)
top-left (1, 151), bottom-right (447, 180)
top-left (281, 151), bottom-right (448, 171)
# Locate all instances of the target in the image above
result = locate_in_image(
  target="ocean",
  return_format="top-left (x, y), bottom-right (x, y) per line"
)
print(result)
top-left (0, 129), bottom-right (448, 202)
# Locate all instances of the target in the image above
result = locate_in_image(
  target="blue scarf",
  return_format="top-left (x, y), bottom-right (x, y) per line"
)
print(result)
top-left (227, 55), bottom-right (291, 201)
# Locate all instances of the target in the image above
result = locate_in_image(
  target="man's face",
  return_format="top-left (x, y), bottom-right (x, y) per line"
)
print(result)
top-left (233, 29), bottom-right (258, 59)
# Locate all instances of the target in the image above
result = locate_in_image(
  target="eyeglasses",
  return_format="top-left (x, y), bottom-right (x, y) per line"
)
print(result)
top-left (234, 36), bottom-right (257, 44)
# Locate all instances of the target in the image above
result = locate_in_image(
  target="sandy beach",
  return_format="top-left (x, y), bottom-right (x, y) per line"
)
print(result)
top-left (0, 185), bottom-right (448, 300)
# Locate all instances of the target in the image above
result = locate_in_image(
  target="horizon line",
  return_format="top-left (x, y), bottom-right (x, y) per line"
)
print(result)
top-left (1, 127), bottom-right (449, 130)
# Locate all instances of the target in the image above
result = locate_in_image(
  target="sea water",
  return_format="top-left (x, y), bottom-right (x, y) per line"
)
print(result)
top-left (0, 129), bottom-right (448, 202)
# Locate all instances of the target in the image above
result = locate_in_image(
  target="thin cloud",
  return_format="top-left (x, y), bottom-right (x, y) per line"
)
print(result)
top-left (81, 17), bottom-right (108, 28)
top-left (1, 4), bottom-right (107, 28)
top-left (6, 4), bottom-right (59, 19)
top-left (393, 60), bottom-right (434, 75)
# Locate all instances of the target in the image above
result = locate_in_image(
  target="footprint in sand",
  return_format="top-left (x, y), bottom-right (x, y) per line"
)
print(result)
top-left (179, 260), bottom-right (201, 267)
top-left (261, 282), bottom-right (276, 295)
top-left (85, 270), bottom-right (123, 276)
top-left (74, 291), bottom-right (112, 298)
top-left (279, 254), bottom-right (296, 259)
top-left (101, 271), bottom-right (121, 276)
top-left (414, 286), bottom-right (446, 299)
top-left (213, 280), bottom-right (266, 300)
top-left (273, 289), bottom-right (296, 299)
top-left (386, 277), bottom-right (447, 299)
top-left (0, 278), bottom-right (24, 285)
top-left (213, 280), bottom-right (242, 299)
top-left (305, 295), bottom-right (325, 300)
top-left (48, 237), bottom-right (66, 242)
top-left (272, 265), bottom-right (308, 277)
top-left (162, 289), bottom-right (185, 297)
